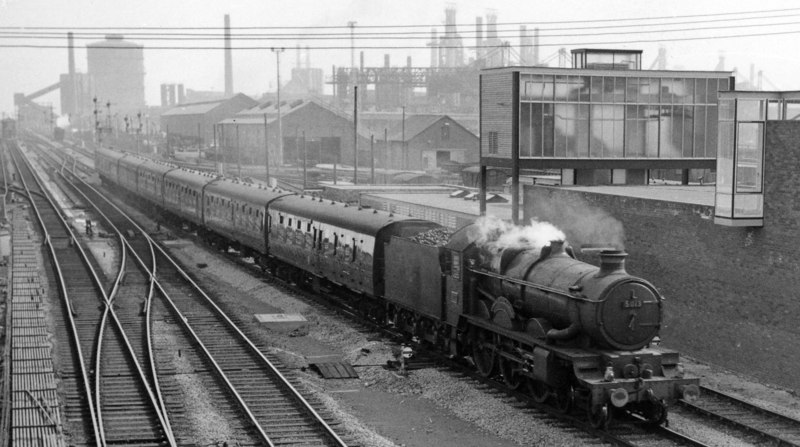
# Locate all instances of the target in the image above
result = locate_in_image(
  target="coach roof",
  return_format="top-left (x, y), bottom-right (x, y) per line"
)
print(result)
top-left (270, 193), bottom-right (424, 235)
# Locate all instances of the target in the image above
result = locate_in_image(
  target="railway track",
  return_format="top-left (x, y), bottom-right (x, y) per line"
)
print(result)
top-left (676, 385), bottom-right (800, 446)
top-left (9, 141), bottom-right (173, 445)
top-left (33, 141), bottom-right (353, 445)
top-left (37, 135), bottom-right (800, 447)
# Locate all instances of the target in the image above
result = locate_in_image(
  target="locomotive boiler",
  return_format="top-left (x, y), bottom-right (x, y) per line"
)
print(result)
top-left (482, 240), bottom-right (662, 351)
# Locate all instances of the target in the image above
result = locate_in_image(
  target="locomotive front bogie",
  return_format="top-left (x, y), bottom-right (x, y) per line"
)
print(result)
top-left (578, 349), bottom-right (700, 422)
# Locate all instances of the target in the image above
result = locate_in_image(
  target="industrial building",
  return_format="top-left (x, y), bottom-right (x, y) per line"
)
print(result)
top-left (160, 93), bottom-right (257, 151)
top-left (360, 114), bottom-right (479, 171)
top-left (217, 98), bottom-right (367, 168)
top-left (86, 34), bottom-right (146, 117)
top-left (216, 97), bottom-right (478, 173)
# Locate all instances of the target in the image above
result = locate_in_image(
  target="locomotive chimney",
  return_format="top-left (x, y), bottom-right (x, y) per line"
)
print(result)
top-left (548, 239), bottom-right (566, 255)
top-left (598, 250), bottom-right (627, 277)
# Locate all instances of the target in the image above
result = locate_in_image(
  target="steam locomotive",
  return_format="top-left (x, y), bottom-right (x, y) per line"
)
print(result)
top-left (93, 147), bottom-right (699, 428)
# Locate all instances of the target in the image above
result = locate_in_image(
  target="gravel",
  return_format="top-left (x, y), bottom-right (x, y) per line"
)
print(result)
top-left (88, 177), bottom-right (800, 447)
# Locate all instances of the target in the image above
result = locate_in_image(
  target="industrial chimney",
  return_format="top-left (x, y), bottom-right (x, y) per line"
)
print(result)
top-left (475, 17), bottom-right (483, 62)
top-left (224, 14), bottom-right (233, 97)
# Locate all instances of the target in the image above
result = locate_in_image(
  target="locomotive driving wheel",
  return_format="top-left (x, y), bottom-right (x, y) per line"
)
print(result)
top-left (526, 379), bottom-right (549, 404)
top-left (471, 329), bottom-right (496, 378)
top-left (499, 357), bottom-right (522, 390)
top-left (554, 385), bottom-right (575, 414)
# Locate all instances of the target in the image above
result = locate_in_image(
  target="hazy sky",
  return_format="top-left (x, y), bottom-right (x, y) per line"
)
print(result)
top-left (2, 0), bottom-right (799, 117)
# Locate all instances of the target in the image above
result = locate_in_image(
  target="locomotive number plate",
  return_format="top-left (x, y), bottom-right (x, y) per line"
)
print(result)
top-left (622, 299), bottom-right (643, 309)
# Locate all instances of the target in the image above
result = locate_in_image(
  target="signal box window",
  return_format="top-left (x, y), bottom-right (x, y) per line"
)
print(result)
top-left (488, 131), bottom-right (499, 154)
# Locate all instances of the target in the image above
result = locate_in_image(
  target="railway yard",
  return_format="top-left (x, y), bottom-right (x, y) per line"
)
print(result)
top-left (0, 134), bottom-right (797, 446)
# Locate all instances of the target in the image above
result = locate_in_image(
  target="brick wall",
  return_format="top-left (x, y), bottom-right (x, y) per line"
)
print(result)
top-left (525, 120), bottom-right (800, 389)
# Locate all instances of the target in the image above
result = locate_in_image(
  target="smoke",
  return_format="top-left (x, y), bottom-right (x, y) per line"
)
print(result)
top-left (532, 193), bottom-right (625, 250)
top-left (472, 215), bottom-right (566, 253)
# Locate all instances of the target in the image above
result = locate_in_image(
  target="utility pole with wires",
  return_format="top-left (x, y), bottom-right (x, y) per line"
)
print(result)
top-left (271, 47), bottom-right (285, 167)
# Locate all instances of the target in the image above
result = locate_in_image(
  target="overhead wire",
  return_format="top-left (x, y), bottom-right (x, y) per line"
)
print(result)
top-left (0, 27), bottom-right (798, 51)
top-left (2, 15), bottom-right (800, 42)
top-left (1, 9), bottom-right (799, 39)
top-left (0, 6), bottom-right (798, 30)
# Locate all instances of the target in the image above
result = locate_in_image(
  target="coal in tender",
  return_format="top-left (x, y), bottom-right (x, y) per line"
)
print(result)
top-left (408, 227), bottom-right (453, 247)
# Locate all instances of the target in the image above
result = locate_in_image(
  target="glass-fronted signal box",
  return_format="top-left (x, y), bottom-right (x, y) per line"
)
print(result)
top-left (715, 91), bottom-right (800, 227)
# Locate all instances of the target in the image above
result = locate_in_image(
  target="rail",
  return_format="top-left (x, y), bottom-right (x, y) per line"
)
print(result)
top-left (59, 148), bottom-right (349, 446)
top-left (12, 143), bottom-right (177, 446)
top-left (7, 144), bottom-right (102, 445)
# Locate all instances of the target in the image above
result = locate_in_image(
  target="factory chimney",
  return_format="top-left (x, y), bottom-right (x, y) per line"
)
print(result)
top-left (68, 32), bottom-right (75, 76)
top-left (224, 14), bottom-right (233, 97)
top-left (66, 31), bottom-right (77, 116)
top-left (520, 25), bottom-right (533, 65)
top-left (486, 11), bottom-right (498, 40)
top-left (533, 28), bottom-right (540, 65)
top-left (444, 4), bottom-right (459, 68)
top-left (429, 28), bottom-right (438, 68)
top-left (475, 17), bottom-right (483, 62)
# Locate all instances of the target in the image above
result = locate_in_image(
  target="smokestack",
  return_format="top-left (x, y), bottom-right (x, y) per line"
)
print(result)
top-left (475, 17), bottom-right (483, 61)
top-left (430, 28), bottom-right (438, 68)
top-left (407, 56), bottom-right (412, 68)
top-left (296, 44), bottom-right (301, 69)
top-left (598, 250), bottom-right (627, 277)
top-left (384, 54), bottom-right (390, 68)
top-left (487, 11), bottom-right (498, 39)
top-left (750, 63), bottom-right (755, 88)
top-left (66, 31), bottom-right (77, 116)
top-left (224, 14), bottom-right (233, 97)
top-left (533, 28), bottom-right (540, 66)
top-left (67, 32), bottom-right (75, 76)
top-left (520, 25), bottom-right (533, 65)
top-left (160, 84), bottom-right (168, 107)
top-left (178, 84), bottom-right (185, 104)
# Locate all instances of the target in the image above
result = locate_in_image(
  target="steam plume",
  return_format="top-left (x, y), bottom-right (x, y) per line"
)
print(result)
top-left (531, 194), bottom-right (625, 249)
top-left (473, 215), bottom-right (566, 252)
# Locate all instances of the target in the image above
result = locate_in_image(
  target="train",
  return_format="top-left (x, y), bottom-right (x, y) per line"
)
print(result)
top-left (1, 118), bottom-right (17, 140)
top-left (93, 146), bottom-right (699, 428)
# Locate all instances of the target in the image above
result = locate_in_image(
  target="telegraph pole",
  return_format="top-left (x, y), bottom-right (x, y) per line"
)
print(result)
top-left (271, 47), bottom-right (285, 167)
top-left (353, 85), bottom-right (358, 185)
top-left (302, 131), bottom-right (307, 191)
top-left (263, 113), bottom-right (270, 185)
top-left (401, 105), bottom-right (406, 170)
